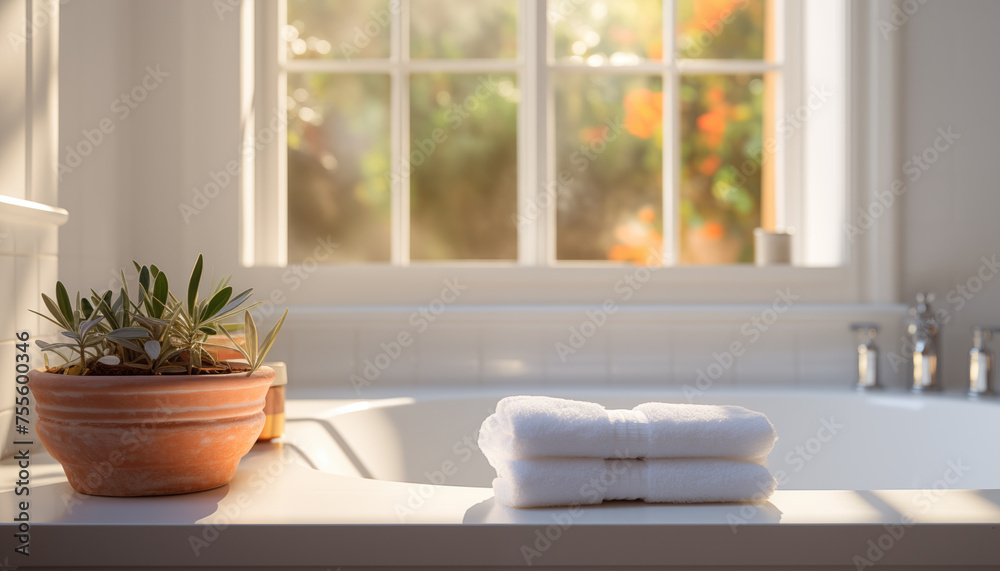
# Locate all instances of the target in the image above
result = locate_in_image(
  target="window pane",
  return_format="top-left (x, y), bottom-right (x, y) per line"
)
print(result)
top-left (552, 0), bottom-right (663, 64)
top-left (676, 0), bottom-right (767, 59)
top-left (286, 0), bottom-right (392, 60)
top-left (287, 73), bottom-right (391, 263)
top-left (554, 74), bottom-right (663, 264)
top-left (679, 74), bottom-right (764, 265)
top-left (410, 0), bottom-right (518, 59)
top-left (409, 73), bottom-right (518, 260)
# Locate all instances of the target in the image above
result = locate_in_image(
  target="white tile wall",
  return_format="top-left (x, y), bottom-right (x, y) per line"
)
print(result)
top-left (0, 342), bottom-right (14, 411)
top-left (356, 325), bottom-right (417, 389)
top-left (0, 219), bottom-right (13, 255)
top-left (13, 221), bottom-right (41, 255)
top-left (735, 319), bottom-right (799, 386)
top-left (275, 305), bottom-right (911, 394)
top-left (609, 324), bottom-right (671, 384)
top-left (417, 325), bottom-right (480, 386)
top-left (543, 323), bottom-right (611, 384)
top-left (1, 198), bottom-right (67, 459)
top-left (0, 409), bottom-right (14, 460)
top-left (0, 255), bottom-right (14, 330)
top-left (13, 254), bottom-right (39, 337)
top-left (794, 323), bottom-right (858, 387)
top-left (37, 255), bottom-right (60, 338)
top-left (287, 325), bottom-right (355, 391)
top-left (671, 323), bottom-right (739, 389)
top-left (481, 324), bottom-right (544, 383)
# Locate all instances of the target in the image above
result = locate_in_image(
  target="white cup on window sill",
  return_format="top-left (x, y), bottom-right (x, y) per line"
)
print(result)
top-left (753, 228), bottom-right (794, 266)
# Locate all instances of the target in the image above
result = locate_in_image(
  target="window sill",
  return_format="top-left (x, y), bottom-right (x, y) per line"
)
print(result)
top-left (233, 264), bottom-right (860, 306)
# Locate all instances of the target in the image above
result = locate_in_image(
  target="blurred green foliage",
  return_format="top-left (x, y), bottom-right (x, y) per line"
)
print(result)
top-left (284, 0), bottom-right (767, 265)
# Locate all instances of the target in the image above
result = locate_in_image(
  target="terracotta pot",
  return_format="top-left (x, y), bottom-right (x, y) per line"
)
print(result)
top-left (28, 366), bottom-right (274, 497)
top-left (204, 333), bottom-right (246, 362)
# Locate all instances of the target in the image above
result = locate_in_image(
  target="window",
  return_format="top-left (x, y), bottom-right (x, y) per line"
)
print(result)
top-left (243, 0), bottom-right (872, 305)
top-left (253, 0), bottom-right (843, 266)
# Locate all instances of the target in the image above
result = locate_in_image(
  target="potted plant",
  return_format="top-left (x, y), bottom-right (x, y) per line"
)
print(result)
top-left (27, 255), bottom-right (288, 497)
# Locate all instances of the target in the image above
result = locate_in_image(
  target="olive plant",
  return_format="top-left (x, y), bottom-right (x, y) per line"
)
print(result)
top-left (33, 255), bottom-right (287, 376)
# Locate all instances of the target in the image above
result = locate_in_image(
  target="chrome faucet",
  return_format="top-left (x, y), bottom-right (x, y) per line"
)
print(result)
top-left (850, 323), bottom-right (880, 390)
top-left (969, 326), bottom-right (999, 397)
top-left (907, 292), bottom-right (940, 392)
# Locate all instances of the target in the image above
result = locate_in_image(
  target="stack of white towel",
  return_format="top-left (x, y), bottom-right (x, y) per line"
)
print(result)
top-left (478, 396), bottom-right (778, 508)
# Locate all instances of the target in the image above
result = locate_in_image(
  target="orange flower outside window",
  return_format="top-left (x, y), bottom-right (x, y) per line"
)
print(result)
top-left (624, 88), bottom-right (663, 140)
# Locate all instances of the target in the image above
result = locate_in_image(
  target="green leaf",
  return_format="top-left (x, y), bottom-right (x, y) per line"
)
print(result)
top-left (156, 346), bottom-right (186, 366)
top-left (80, 316), bottom-right (104, 337)
top-left (190, 345), bottom-right (202, 371)
top-left (36, 340), bottom-right (78, 351)
top-left (188, 254), bottom-right (203, 317)
top-left (107, 327), bottom-right (149, 339)
top-left (245, 310), bottom-right (259, 365)
top-left (144, 340), bottom-right (161, 360)
top-left (91, 289), bottom-right (120, 330)
top-left (55, 282), bottom-right (74, 327)
top-left (151, 271), bottom-right (169, 318)
top-left (119, 288), bottom-right (131, 327)
top-left (252, 308), bottom-right (288, 371)
top-left (200, 286), bottom-right (232, 322)
top-left (213, 288), bottom-right (253, 319)
top-left (30, 309), bottom-right (68, 331)
top-left (106, 336), bottom-right (143, 353)
top-left (138, 265), bottom-right (150, 295)
top-left (40, 294), bottom-right (71, 330)
top-left (138, 264), bottom-right (153, 316)
top-left (81, 297), bottom-right (94, 319)
top-left (120, 269), bottom-right (130, 301)
top-left (198, 325), bottom-right (217, 335)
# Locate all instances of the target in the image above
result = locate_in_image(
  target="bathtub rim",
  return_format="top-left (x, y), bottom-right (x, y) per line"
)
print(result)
top-left (3, 386), bottom-right (999, 568)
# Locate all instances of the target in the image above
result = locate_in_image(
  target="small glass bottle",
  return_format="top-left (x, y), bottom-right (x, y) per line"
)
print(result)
top-left (258, 361), bottom-right (287, 442)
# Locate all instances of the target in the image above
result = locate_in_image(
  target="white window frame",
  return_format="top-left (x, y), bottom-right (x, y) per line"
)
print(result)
top-left (236, 0), bottom-right (900, 306)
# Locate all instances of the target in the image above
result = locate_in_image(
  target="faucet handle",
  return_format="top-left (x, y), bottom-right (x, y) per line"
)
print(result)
top-left (850, 323), bottom-right (880, 390)
top-left (972, 326), bottom-right (1000, 349)
top-left (850, 323), bottom-right (879, 345)
top-left (969, 326), bottom-right (1000, 397)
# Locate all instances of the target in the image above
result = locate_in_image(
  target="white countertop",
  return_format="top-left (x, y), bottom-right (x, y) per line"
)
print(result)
top-left (2, 398), bottom-right (999, 568)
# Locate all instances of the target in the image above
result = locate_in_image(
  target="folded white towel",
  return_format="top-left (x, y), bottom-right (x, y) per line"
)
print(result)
top-left (479, 396), bottom-right (777, 463)
top-left (492, 457), bottom-right (777, 508)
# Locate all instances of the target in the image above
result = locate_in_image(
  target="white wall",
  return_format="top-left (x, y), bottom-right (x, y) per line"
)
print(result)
top-left (59, 0), bottom-right (245, 287)
top-left (54, 0), bottom-right (1000, 390)
top-left (899, 0), bottom-right (1000, 389)
top-left (58, 0), bottom-right (135, 293)
top-left (1, 0), bottom-right (64, 457)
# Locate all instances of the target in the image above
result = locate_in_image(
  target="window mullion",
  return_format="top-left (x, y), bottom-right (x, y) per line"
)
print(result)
top-left (391, 0), bottom-right (410, 266)
top-left (252, 0), bottom-right (287, 267)
top-left (542, 0), bottom-right (556, 266)
top-left (517, 0), bottom-right (543, 266)
top-left (663, 0), bottom-right (678, 266)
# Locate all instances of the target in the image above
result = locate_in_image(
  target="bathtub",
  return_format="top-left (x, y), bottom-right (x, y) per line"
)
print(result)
top-left (284, 386), bottom-right (1000, 491)
top-left (5, 385), bottom-right (1000, 569)
top-left (274, 385), bottom-right (1000, 569)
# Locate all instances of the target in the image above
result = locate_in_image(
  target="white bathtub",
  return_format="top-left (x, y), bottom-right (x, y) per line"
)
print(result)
top-left (275, 385), bottom-right (1000, 569)
top-left (284, 386), bottom-right (1000, 492)
top-left (8, 386), bottom-right (1000, 569)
